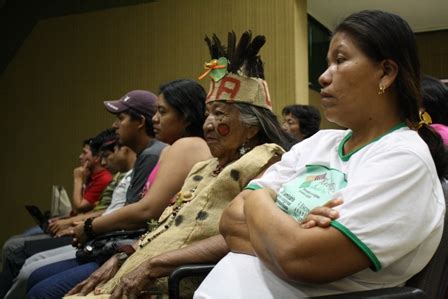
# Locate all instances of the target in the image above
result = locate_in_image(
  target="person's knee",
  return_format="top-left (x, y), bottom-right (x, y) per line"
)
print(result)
top-left (3, 236), bottom-right (25, 257)
top-left (27, 284), bottom-right (63, 299)
top-left (27, 282), bottom-right (51, 299)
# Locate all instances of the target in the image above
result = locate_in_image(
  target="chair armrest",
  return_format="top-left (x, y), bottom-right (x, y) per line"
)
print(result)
top-left (313, 287), bottom-right (427, 298)
top-left (167, 266), bottom-right (427, 299)
top-left (168, 264), bottom-right (215, 299)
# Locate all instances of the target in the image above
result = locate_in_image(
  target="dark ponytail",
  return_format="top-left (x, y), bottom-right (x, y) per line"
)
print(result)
top-left (418, 125), bottom-right (448, 179)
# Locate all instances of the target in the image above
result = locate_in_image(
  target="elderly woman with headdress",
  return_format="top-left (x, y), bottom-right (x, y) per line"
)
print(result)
top-left (194, 10), bottom-right (448, 298)
top-left (58, 31), bottom-right (294, 298)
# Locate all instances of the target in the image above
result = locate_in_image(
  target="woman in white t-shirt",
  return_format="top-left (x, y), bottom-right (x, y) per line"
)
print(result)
top-left (194, 10), bottom-right (448, 298)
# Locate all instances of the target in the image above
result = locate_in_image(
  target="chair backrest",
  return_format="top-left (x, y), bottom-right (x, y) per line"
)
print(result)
top-left (406, 180), bottom-right (448, 299)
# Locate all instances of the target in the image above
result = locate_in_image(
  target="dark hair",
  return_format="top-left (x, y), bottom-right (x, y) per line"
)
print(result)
top-left (159, 79), bottom-right (206, 138)
top-left (234, 103), bottom-right (295, 151)
top-left (84, 128), bottom-right (117, 156)
top-left (422, 75), bottom-right (448, 126)
top-left (282, 105), bottom-right (321, 139)
top-left (100, 138), bottom-right (118, 153)
top-left (125, 108), bottom-right (155, 137)
top-left (335, 10), bottom-right (447, 179)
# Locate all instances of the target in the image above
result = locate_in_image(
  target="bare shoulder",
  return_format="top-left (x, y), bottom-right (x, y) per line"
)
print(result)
top-left (158, 145), bottom-right (172, 160)
top-left (162, 137), bottom-right (212, 161)
top-left (170, 137), bottom-right (210, 153)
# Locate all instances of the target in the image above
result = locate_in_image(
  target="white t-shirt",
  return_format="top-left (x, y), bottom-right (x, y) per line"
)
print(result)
top-left (103, 170), bottom-right (132, 215)
top-left (195, 127), bottom-right (445, 298)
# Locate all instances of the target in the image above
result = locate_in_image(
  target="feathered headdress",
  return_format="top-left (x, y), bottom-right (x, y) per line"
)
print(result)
top-left (199, 31), bottom-right (272, 110)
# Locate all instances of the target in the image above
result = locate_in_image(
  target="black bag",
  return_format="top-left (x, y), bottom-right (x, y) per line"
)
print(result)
top-left (24, 236), bottom-right (73, 257)
top-left (75, 228), bottom-right (146, 264)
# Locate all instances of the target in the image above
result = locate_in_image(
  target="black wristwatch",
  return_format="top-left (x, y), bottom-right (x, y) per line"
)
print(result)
top-left (83, 217), bottom-right (96, 240)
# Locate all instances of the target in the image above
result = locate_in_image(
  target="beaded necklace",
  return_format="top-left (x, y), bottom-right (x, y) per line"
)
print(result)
top-left (138, 187), bottom-right (196, 248)
top-left (138, 156), bottom-right (242, 247)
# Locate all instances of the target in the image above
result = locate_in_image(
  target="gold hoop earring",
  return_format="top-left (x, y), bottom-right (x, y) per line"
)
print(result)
top-left (378, 84), bottom-right (385, 95)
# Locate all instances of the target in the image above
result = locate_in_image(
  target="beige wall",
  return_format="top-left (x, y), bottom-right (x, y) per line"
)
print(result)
top-left (0, 0), bottom-right (308, 245)
top-left (416, 30), bottom-right (448, 79)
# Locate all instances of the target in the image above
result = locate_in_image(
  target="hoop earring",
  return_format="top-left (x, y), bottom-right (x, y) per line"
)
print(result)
top-left (378, 84), bottom-right (386, 95)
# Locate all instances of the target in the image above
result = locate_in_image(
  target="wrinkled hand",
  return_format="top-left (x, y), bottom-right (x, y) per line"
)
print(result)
top-left (66, 255), bottom-right (120, 296)
top-left (110, 261), bottom-right (153, 299)
top-left (300, 198), bottom-right (343, 229)
top-left (72, 222), bottom-right (87, 247)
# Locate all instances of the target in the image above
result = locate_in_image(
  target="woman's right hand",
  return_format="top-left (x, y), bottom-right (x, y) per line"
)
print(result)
top-left (65, 254), bottom-right (121, 296)
top-left (300, 198), bottom-right (343, 229)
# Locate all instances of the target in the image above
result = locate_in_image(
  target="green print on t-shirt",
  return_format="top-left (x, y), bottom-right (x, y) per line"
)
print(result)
top-left (276, 165), bottom-right (347, 221)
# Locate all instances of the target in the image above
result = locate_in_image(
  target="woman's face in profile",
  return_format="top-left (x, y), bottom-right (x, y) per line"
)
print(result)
top-left (152, 93), bottom-right (188, 145)
top-left (318, 32), bottom-right (383, 128)
top-left (203, 102), bottom-right (250, 159)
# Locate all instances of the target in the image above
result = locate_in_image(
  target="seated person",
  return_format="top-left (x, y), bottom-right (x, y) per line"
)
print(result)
top-left (45, 139), bottom-right (128, 238)
top-left (47, 139), bottom-right (134, 237)
top-left (24, 79), bottom-right (215, 298)
top-left (0, 128), bottom-right (114, 297)
top-left (57, 31), bottom-right (293, 299)
top-left (72, 80), bottom-right (212, 243)
top-left (70, 129), bottom-right (114, 214)
top-left (421, 74), bottom-right (448, 145)
top-left (2, 88), bottom-right (162, 297)
top-left (282, 104), bottom-right (321, 142)
top-left (104, 89), bottom-right (167, 205)
top-left (194, 11), bottom-right (448, 298)
top-left (4, 142), bottom-right (136, 298)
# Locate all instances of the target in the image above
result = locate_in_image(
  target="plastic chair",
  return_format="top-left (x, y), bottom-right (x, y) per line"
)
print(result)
top-left (168, 264), bottom-right (215, 299)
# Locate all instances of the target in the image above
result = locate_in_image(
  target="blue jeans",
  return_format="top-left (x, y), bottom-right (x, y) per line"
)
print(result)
top-left (22, 226), bottom-right (44, 236)
top-left (26, 259), bottom-right (98, 299)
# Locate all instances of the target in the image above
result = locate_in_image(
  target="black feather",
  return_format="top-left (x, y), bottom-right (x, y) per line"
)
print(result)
top-left (204, 35), bottom-right (218, 59)
top-left (229, 31), bottom-right (252, 73)
top-left (245, 35), bottom-right (266, 78)
top-left (255, 57), bottom-right (265, 79)
top-left (212, 34), bottom-right (226, 58)
top-left (204, 35), bottom-right (214, 58)
top-left (203, 30), bottom-right (266, 78)
top-left (227, 31), bottom-right (236, 63)
top-left (246, 35), bottom-right (266, 58)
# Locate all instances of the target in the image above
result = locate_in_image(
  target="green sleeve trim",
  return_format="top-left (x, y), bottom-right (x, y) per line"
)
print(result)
top-left (245, 183), bottom-right (263, 190)
top-left (331, 220), bottom-right (382, 271)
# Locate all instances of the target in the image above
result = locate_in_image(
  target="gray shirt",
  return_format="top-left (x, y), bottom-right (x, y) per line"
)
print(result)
top-left (126, 139), bottom-right (166, 203)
